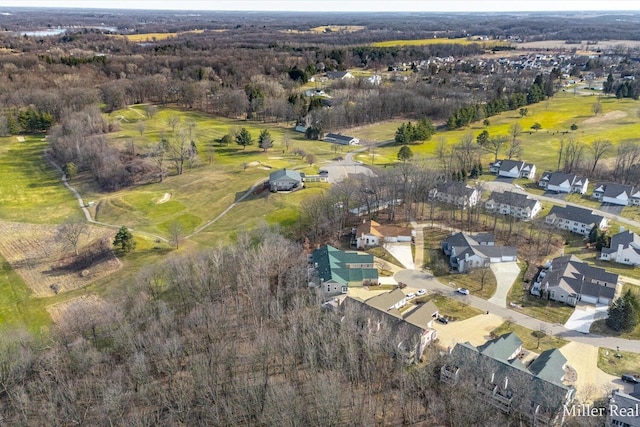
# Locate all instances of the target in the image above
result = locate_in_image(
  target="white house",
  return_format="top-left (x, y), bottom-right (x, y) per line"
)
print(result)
top-left (326, 71), bottom-right (354, 80)
top-left (538, 171), bottom-right (589, 194)
top-left (484, 191), bottom-right (542, 220)
top-left (531, 255), bottom-right (618, 306)
top-left (592, 183), bottom-right (640, 206)
top-left (324, 133), bottom-right (360, 145)
top-left (600, 229), bottom-right (640, 266)
top-left (352, 219), bottom-right (413, 249)
top-left (491, 159), bottom-right (537, 180)
top-left (430, 182), bottom-right (480, 209)
top-left (544, 205), bottom-right (607, 236)
top-left (441, 232), bottom-right (517, 273)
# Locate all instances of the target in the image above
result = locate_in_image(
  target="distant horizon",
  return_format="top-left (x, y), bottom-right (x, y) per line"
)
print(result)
top-left (2, 1), bottom-right (640, 13)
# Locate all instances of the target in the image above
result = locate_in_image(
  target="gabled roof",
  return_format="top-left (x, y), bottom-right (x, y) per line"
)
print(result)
top-left (540, 255), bottom-right (618, 298)
top-left (486, 191), bottom-right (539, 210)
top-left (326, 71), bottom-right (352, 79)
top-left (542, 171), bottom-right (588, 187)
top-left (499, 159), bottom-right (525, 173)
top-left (403, 301), bottom-right (439, 330)
top-left (528, 349), bottom-right (567, 386)
top-left (547, 205), bottom-right (604, 226)
top-left (311, 245), bottom-right (376, 286)
top-left (365, 288), bottom-right (406, 315)
top-left (435, 181), bottom-right (477, 198)
top-left (269, 168), bottom-right (302, 182)
top-left (602, 183), bottom-right (634, 199)
top-left (477, 332), bottom-right (522, 361)
top-left (325, 133), bottom-right (356, 142)
top-left (603, 230), bottom-right (640, 255)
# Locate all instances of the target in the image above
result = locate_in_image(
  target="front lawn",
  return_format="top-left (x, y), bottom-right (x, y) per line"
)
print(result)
top-left (492, 321), bottom-right (569, 353)
top-left (507, 278), bottom-right (574, 324)
top-left (415, 293), bottom-right (483, 321)
top-left (598, 347), bottom-right (640, 377)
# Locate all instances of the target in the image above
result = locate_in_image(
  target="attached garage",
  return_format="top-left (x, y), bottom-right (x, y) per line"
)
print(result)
top-left (598, 296), bottom-right (611, 305)
top-left (579, 295), bottom-right (598, 304)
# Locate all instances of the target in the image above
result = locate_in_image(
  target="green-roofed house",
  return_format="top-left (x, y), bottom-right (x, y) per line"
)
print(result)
top-left (269, 168), bottom-right (304, 192)
top-left (440, 332), bottom-right (575, 426)
top-left (311, 245), bottom-right (378, 295)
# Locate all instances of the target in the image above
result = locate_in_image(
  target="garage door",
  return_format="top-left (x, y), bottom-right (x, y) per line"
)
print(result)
top-left (490, 257), bottom-right (502, 263)
top-left (580, 295), bottom-right (598, 304)
top-left (598, 297), bottom-right (610, 305)
top-left (501, 255), bottom-right (517, 262)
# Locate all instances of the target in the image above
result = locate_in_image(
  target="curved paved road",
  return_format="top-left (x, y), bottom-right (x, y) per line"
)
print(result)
top-left (395, 269), bottom-right (640, 352)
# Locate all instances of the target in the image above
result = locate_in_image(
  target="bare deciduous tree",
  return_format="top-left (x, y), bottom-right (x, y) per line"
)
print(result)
top-left (589, 139), bottom-right (612, 175)
top-left (56, 221), bottom-right (90, 256)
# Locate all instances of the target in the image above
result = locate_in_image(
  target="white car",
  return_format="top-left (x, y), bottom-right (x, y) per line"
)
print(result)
top-left (406, 293), bottom-right (416, 300)
top-left (416, 289), bottom-right (427, 296)
top-left (456, 288), bottom-right (470, 295)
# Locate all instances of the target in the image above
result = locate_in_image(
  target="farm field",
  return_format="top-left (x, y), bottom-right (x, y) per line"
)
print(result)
top-left (371, 38), bottom-right (507, 48)
top-left (112, 29), bottom-right (206, 42)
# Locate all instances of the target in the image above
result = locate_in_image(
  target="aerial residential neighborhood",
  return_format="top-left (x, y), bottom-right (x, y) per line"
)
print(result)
top-left (3, 3), bottom-right (640, 425)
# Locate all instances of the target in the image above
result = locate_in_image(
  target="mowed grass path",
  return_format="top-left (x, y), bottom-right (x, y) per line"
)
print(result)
top-left (353, 92), bottom-right (640, 171)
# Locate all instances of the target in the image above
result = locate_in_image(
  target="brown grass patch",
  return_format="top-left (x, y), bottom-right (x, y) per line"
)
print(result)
top-left (47, 294), bottom-right (107, 325)
top-left (0, 221), bottom-right (120, 296)
top-left (583, 110), bottom-right (627, 125)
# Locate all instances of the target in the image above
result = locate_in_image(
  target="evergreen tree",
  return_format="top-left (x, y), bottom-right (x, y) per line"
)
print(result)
top-left (588, 225), bottom-right (599, 244)
top-left (607, 290), bottom-right (640, 332)
top-left (258, 129), bottom-right (273, 152)
top-left (397, 145), bottom-right (413, 162)
top-left (113, 226), bottom-right (135, 253)
top-left (235, 128), bottom-right (253, 149)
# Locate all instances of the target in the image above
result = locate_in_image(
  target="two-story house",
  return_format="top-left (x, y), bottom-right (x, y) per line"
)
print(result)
top-left (440, 332), bottom-right (575, 426)
top-left (484, 191), bottom-right (542, 220)
top-left (430, 181), bottom-right (480, 208)
top-left (490, 159), bottom-right (537, 180)
top-left (600, 229), bottom-right (640, 266)
top-left (351, 219), bottom-right (414, 249)
top-left (539, 171), bottom-right (589, 194)
top-left (530, 255), bottom-right (619, 305)
top-left (607, 386), bottom-right (640, 427)
top-left (311, 245), bottom-right (378, 295)
top-left (545, 205), bottom-right (607, 236)
top-left (592, 183), bottom-right (640, 206)
top-left (441, 232), bottom-right (517, 273)
top-left (269, 169), bottom-right (304, 192)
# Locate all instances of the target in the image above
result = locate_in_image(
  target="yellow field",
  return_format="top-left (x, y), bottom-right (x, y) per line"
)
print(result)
top-left (114, 29), bottom-right (207, 42)
top-left (371, 38), bottom-right (509, 48)
top-left (311, 25), bottom-right (365, 33)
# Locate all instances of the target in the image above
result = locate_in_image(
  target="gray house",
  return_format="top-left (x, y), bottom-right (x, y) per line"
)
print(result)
top-left (607, 385), bottom-right (640, 427)
top-left (545, 205), bottom-right (607, 237)
top-left (440, 332), bottom-right (575, 426)
top-left (324, 133), bottom-right (360, 145)
top-left (441, 232), bottom-right (517, 273)
top-left (531, 255), bottom-right (619, 306)
top-left (269, 169), bottom-right (304, 192)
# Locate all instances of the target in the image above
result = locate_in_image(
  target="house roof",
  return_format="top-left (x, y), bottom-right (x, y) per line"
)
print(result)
top-left (542, 171), bottom-right (588, 187)
top-left (604, 230), bottom-right (640, 255)
top-left (499, 159), bottom-right (525, 173)
top-left (311, 245), bottom-right (377, 286)
top-left (434, 181), bottom-right (477, 198)
top-left (610, 390), bottom-right (640, 426)
top-left (547, 205), bottom-right (604, 226)
top-left (476, 245), bottom-right (518, 259)
top-left (325, 133), bottom-right (356, 142)
top-left (357, 220), bottom-right (412, 239)
top-left (443, 232), bottom-right (516, 262)
top-left (446, 335), bottom-right (573, 410)
top-left (602, 183), bottom-right (635, 199)
top-left (540, 255), bottom-right (618, 299)
top-left (528, 349), bottom-right (567, 386)
top-left (365, 288), bottom-right (406, 315)
top-left (487, 191), bottom-right (539, 210)
top-left (403, 301), bottom-right (439, 329)
top-left (269, 168), bottom-right (302, 182)
top-left (477, 332), bottom-right (522, 361)
top-left (326, 71), bottom-right (351, 79)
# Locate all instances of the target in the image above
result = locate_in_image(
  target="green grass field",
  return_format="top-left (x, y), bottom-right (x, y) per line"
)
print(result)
top-left (354, 92), bottom-right (640, 171)
top-left (598, 347), bottom-right (640, 377)
top-left (0, 135), bottom-right (81, 223)
top-left (492, 321), bottom-right (569, 353)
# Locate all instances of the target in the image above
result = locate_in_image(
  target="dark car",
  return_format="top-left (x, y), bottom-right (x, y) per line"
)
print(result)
top-left (437, 316), bottom-right (449, 325)
top-left (622, 374), bottom-right (640, 384)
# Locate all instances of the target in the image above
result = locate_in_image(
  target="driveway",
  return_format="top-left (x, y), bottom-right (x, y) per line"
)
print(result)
top-left (544, 190), bottom-right (566, 200)
top-left (384, 243), bottom-right (414, 269)
top-left (560, 342), bottom-right (633, 401)
top-left (563, 303), bottom-right (609, 333)
top-left (433, 313), bottom-right (505, 350)
top-left (599, 203), bottom-right (625, 215)
top-left (488, 262), bottom-right (520, 308)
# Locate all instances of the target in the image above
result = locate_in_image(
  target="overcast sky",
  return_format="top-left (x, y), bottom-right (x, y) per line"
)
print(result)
top-left (3, 1), bottom-right (640, 12)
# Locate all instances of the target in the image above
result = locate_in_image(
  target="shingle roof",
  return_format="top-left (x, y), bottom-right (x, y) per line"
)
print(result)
top-left (365, 288), bottom-right (406, 314)
top-left (477, 332), bottom-right (522, 361)
top-left (540, 255), bottom-right (618, 299)
top-left (547, 205), bottom-right (604, 226)
top-left (499, 159), bottom-right (525, 174)
top-left (528, 349), bottom-right (567, 386)
top-left (487, 191), bottom-right (539, 210)
top-left (543, 171), bottom-right (588, 187)
top-left (602, 183), bottom-right (635, 199)
top-left (269, 168), bottom-right (302, 182)
top-left (325, 133), bottom-right (356, 142)
top-left (605, 230), bottom-right (640, 256)
top-left (403, 301), bottom-right (439, 329)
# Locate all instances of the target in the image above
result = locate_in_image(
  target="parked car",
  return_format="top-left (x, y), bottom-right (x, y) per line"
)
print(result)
top-left (622, 374), bottom-right (640, 384)
top-left (416, 289), bottom-right (427, 296)
top-left (456, 288), bottom-right (470, 295)
top-left (406, 293), bottom-right (415, 300)
top-left (437, 316), bottom-right (449, 324)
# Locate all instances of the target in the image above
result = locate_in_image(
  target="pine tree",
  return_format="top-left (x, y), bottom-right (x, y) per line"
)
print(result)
top-left (258, 129), bottom-right (273, 152)
top-left (235, 128), bottom-right (253, 149)
top-left (113, 226), bottom-right (136, 253)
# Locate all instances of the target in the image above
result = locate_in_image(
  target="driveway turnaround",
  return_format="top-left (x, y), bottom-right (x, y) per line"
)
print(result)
top-left (563, 303), bottom-right (608, 334)
top-left (488, 261), bottom-right (520, 308)
top-left (433, 313), bottom-right (505, 350)
top-left (384, 243), bottom-right (414, 269)
top-left (559, 342), bottom-right (633, 399)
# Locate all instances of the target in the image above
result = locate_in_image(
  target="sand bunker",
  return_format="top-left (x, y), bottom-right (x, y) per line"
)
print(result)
top-left (268, 157), bottom-right (283, 160)
top-left (157, 193), bottom-right (171, 204)
top-left (258, 166), bottom-right (271, 170)
top-left (246, 161), bottom-right (261, 167)
top-left (583, 110), bottom-right (627, 125)
top-left (16, 136), bottom-right (25, 142)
